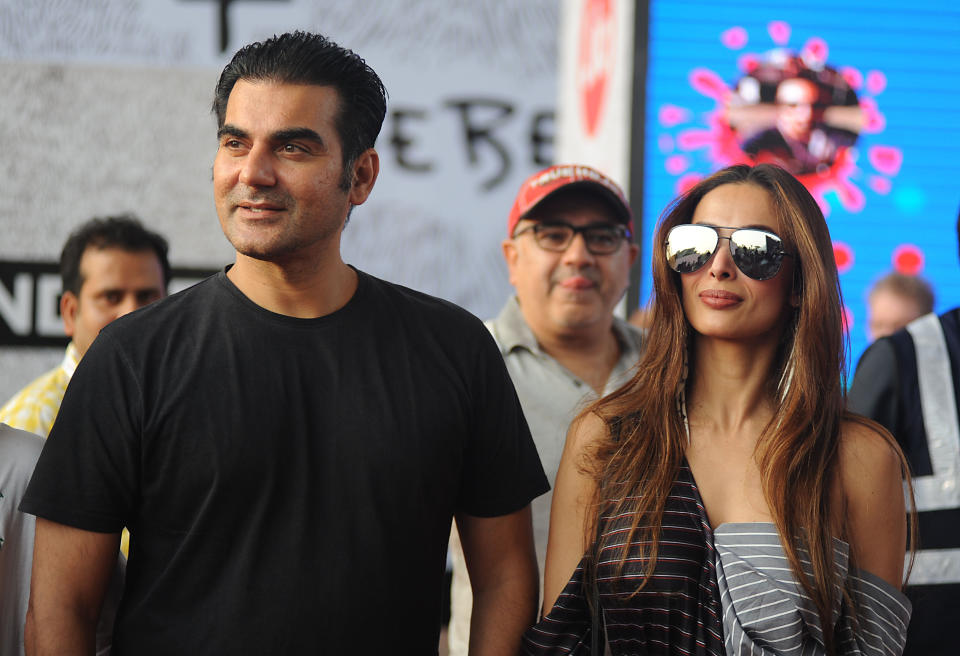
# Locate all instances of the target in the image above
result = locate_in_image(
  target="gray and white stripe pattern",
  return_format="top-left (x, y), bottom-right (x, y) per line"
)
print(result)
top-left (713, 523), bottom-right (910, 655)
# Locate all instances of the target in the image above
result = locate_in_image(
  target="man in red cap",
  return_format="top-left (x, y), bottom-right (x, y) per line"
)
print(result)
top-left (448, 164), bottom-right (643, 653)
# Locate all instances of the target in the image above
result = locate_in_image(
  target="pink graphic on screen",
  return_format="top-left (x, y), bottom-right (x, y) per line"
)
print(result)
top-left (893, 244), bottom-right (925, 275)
top-left (653, 21), bottom-right (923, 336)
top-left (833, 242), bottom-right (854, 274)
top-left (659, 21), bottom-right (904, 220)
top-left (721, 27), bottom-right (748, 49)
top-left (842, 306), bottom-right (854, 334)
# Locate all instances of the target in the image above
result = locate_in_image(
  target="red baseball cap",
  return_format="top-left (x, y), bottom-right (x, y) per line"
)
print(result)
top-left (507, 164), bottom-right (634, 238)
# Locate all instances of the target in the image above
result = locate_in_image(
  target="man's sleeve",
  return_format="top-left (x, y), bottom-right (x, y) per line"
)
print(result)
top-left (847, 337), bottom-right (900, 434)
top-left (458, 327), bottom-right (549, 518)
top-left (19, 333), bottom-right (140, 533)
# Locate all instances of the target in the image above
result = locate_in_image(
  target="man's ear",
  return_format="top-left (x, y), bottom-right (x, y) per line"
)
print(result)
top-left (61, 291), bottom-right (78, 338)
top-left (627, 242), bottom-right (640, 268)
top-left (348, 148), bottom-right (379, 206)
top-left (502, 239), bottom-right (519, 287)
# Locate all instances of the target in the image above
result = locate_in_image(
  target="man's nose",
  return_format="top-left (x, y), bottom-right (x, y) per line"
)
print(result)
top-left (238, 144), bottom-right (277, 187)
top-left (562, 232), bottom-right (596, 265)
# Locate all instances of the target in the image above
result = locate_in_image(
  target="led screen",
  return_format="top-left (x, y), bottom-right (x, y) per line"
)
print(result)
top-left (642, 0), bottom-right (960, 371)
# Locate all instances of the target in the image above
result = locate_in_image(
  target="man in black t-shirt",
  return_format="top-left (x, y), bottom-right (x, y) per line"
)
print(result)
top-left (21, 32), bottom-right (548, 655)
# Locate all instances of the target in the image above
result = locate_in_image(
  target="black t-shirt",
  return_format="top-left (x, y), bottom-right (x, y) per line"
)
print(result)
top-left (22, 269), bottom-right (548, 654)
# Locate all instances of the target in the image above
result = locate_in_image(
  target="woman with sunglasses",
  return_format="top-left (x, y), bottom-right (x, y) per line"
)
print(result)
top-left (522, 164), bottom-right (913, 655)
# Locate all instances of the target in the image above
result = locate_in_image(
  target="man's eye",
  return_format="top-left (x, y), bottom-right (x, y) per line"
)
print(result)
top-left (103, 292), bottom-right (122, 304)
top-left (282, 143), bottom-right (305, 153)
top-left (538, 229), bottom-right (570, 245)
top-left (223, 139), bottom-right (243, 149)
top-left (137, 291), bottom-right (161, 305)
top-left (587, 231), bottom-right (617, 247)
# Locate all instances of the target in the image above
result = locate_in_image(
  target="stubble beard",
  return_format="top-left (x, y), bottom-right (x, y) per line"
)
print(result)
top-left (220, 187), bottom-right (348, 263)
top-left (226, 212), bottom-right (344, 264)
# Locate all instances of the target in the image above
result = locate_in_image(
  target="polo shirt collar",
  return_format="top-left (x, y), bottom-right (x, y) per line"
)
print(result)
top-left (494, 296), bottom-right (640, 360)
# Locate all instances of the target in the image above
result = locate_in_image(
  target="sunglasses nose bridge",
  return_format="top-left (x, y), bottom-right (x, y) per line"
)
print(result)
top-left (704, 233), bottom-right (739, 278)
top-left (716, 234), bottom-right (734, 261)
top-left (711, 228), bottom-right (756, 273)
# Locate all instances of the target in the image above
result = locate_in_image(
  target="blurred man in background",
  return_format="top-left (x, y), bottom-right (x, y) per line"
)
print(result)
top-left (1, 421), bottom-right (122, 656)
top-left (449, 164), bottom-right (643, 654)
top-left (0, 423), bottom-right (45, 655)
top-left (848, 211), bottom-right (960, 655)
top-left (0, 215), bottom-right (169, 436)
top-left (866, 271), bottom-right (934, 342)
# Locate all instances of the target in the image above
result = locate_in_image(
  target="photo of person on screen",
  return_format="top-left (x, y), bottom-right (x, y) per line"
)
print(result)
top-left (729, 56), bottom-right (863, 176)
top-left (742, 74), bottom-right (856, 174)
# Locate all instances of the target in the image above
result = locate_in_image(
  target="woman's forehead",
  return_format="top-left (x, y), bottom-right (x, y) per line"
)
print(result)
top-left (691, 183), bottom-right (780, 232)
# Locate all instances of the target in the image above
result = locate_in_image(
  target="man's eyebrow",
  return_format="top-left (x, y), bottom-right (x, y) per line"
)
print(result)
top-left (217, 125), bottom-right (326, 148)
top-left (217, 124), bottom-right (249, 140)
top-left (271, 127), bottom-right (326, 146)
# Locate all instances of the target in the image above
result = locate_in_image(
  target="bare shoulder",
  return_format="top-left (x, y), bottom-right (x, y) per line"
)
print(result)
top-left (555, 410), bottom-right (608, 503)
top-left (837, 417), bottom-right (904, 514)
top-left (838, 417), bottom-right (903, 485)
top-left (560, 410), bottom-right (612, 483)
top-left (837, 416), bottom-right (906, 587)
top-left (542, 410), bottom-right (609, 612)
top-left (565, 410), bottom-right (608, 454)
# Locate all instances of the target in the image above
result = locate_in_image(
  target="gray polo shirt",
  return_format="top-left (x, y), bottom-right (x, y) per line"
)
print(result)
top-left (1, 426), bottom-right (124, 656)
top-left (447, 298), bottom-right (644, 655)
top-left (0, 424), bottom-right (44, 656)
top-left (485, 296), bottom-right (644, 565)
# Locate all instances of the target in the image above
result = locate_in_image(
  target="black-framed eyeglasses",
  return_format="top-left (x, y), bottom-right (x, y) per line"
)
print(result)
top-left (665, 223), bottom-right (793, 281)
top-left (513, 222), bottom-right (631, 255)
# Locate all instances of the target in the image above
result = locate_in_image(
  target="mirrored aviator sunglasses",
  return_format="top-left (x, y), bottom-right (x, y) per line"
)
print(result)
top-left (665, 224), bottom-right (792, 281)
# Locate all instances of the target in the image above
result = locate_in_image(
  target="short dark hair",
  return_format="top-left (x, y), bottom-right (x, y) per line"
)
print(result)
top-left (60, 214), bottom-right (171, 296)
top-left (212, 31), bottom-right (387, 184)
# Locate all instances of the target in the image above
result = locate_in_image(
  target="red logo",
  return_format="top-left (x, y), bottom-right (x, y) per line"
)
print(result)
top-left (577, 0), bottom-right (615, 137)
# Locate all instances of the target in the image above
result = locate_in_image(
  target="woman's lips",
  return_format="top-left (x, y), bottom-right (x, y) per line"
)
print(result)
top-left (699, 288), bottom-right (743, 309)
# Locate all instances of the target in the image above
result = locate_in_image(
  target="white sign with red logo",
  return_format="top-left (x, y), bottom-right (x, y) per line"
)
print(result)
top-left (577, 0), bottom-right (615, 138)
top-left (557, 0), bottom-right (635, 192)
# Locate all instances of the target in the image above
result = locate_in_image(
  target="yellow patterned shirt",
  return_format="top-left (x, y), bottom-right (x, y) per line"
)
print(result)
top-left (0, 343), bottom-right (79, 437)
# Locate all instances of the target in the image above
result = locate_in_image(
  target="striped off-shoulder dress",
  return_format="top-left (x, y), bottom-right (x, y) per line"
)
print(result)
top-left (521, 463), bottom-right (911, 655)
top-left (714, 523), bottom-right (911, 655)
top-left (522, 463), bottom-right (725, 655)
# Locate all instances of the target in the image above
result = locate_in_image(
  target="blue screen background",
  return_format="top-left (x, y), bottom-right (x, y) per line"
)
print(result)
top-left (641, 0), bottom-right (960, 375)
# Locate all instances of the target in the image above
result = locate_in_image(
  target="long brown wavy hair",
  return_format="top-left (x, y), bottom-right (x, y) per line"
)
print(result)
top-left (582, 164), bottom-right (913, 653)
